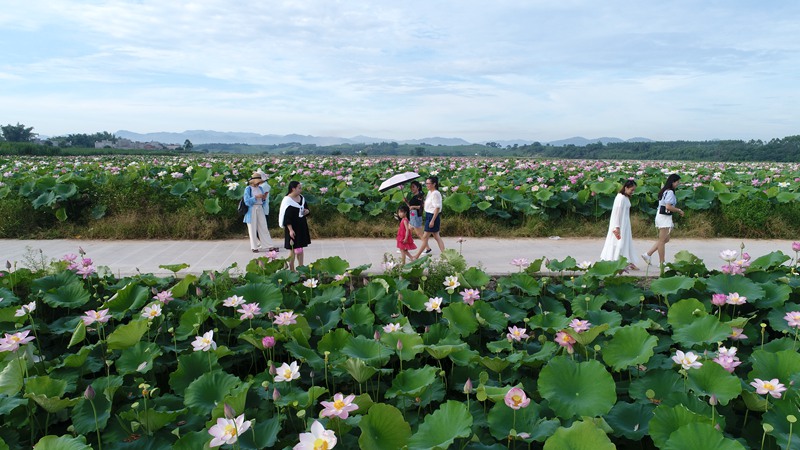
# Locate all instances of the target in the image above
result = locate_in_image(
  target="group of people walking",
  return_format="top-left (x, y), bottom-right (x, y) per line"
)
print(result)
top-left (242, 170), bottom-right (310, 271)
top-left (600, 173), bottom-right (683, 270)
top-left (243, 168), bottom-right (683, 273)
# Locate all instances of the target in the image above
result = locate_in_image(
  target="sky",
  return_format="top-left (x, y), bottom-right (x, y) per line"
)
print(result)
top-left (2, 0), bottom-right (799, 143)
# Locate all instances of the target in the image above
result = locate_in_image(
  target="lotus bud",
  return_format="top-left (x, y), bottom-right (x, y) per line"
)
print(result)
top-left (396, 340), bottom-right (403, 351)
top-left (374, 330), bottom-right (381, 340)
top-left (196, 287), bottom-right (203, 297)
top-left (84, 385), bottom-right (96, 400)
top-left (268, 362), bottom-right (276, 376)
top-left (709, 395), bottom-right (717, 406)
top-left (463, 378), bottom-right (473, 394)
top-left (5, 260), bottom-right (11, 270)
top-left (224, 403), bottom-right (235, 419)
top-left (262, 336), bottom-right (276, 349)
top-left (273, 387), bottom-right (281, 401)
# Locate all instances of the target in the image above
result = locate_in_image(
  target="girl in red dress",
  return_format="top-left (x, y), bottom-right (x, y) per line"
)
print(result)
top-left (396, 205), bottom-right (417, 264)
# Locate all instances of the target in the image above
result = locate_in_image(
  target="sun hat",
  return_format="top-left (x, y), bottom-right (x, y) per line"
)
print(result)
top-left (251, 170), bottom-right (268, 181)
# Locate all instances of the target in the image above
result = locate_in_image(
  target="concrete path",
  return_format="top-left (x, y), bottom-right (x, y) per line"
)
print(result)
top-left (1, 237), bottom-right (795, 277)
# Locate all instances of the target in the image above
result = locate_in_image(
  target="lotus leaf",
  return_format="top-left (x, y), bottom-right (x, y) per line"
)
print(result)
top-left (672, 315), bottom-right (732, 346)
top-left (663, 423), bottom-right (746, 450)
top-left (407, 401), bottom-right (472, 450)
top-left (605, 401), bottom-right (655, 440)
top-left (183, 370), bottom-right (241, 414)
top-left (601, 326), bottom-right (658, 371)
top-left (650, 275), bottom-right (696, 297)
top-left (386, 366), bottom-right (438, 398)
top-left (359, 403), bottom-right (411, 450)
top-left (648, 404), bottom-right (712, 449)
top-left (538, 357), bottom-right (616, 419)
top-left (686, 361), bottom-right (742, 405)
top-left (33, 435), bottom-right (91, 450)
top-left (543, 420), bottom-right (616, 450)
top-left (705, 273), bottom-right (765, 303)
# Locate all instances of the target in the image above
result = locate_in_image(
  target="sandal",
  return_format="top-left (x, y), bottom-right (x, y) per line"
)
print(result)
top-left (252, 249), bottom-right (259, 253)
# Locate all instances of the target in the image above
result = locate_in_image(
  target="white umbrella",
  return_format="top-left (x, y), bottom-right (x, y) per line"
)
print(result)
top-left (378, 171), bottom-right (421, 192)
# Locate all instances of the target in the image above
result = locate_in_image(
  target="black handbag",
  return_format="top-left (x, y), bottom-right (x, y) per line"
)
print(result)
top-left (237, 199), bottom-right (248, 216)
top-left (659, 205), bottom-right (671, 216)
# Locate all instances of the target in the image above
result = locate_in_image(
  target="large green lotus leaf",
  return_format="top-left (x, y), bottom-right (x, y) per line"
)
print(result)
top-left (174, 304), bottom-right (210, 340)
top-left (756, 281), bottom-right (791, 309)
top-left (203, 197), bottom-right (222, 214)
top-left (172, 431), bottom-right (210, 450)
top-left (311, 255), bottom-right (350, 275)
top-left (462, 267), bottom-right (490, 288)
top-left (422, 342), bottom-right (469, 360)
top-left (169, 273), bottom-right (197, 297)
top-left (25, 375), bottom-right (67, 398)
top-left (543, 420), bottom-right (616, 450)
top-left (763, 397), bottom-right (800, 450)
top-left (667, 298), bottom-right (707, 328)
top-left (486, 397), bottom-right (541, 441)
top-left (55, 207), bottom-right (67, 221)
top-left (52, 182), bottom-right (78, 200)
top-left (570, 294), bottom-right (607, 316)
top-left (71, 387), bottom-right (112, 434)
top-left (476, 200), bottom-right (491, 211)
top-left (442, 302), bottom-right (478, 337)
top-left (344, 357), bottom-right (378, 383)
top-left (183, 370), bottom-right (241, 414)
top-left (748, 349), bottom-right (800, 383)
top-left (664, 423), bottom-right (746, 450)
top-left (603, 283), bottom-right (644, 306)
top-left (317, 328), bottom-right (352, 356)
top-left (407, 401), bottom-right (472, 450)
top-left (443, 192), bottom-right (472, 213)
top-left (566, 323), bottom-right (609, 347)
top-left (472, 301), bottom-right (508, 332)
top-left (527, 312), bottom-right (571, 331)
top-left (170, 181), bottom-right (191, 196)
top-left (705, 273), bottom-right (765, 303)
top-left (478, 356), bottom-right (511, 374)
top-left (337, 202), bottom-right (353, 213)
top-left (116, 342), bottom-right (162, 375)
top-left (590, 180), bottom-right (617, 195)
top-left (169, 351), bottom-right (220, 395)
top-left (499, 273), bottom-right (541, 296)
top-left (231, 282), bottom-right (283, 312)
top-left (106, 319), bottom-right (149, 351)
top-left (399, 289), bottom-right (428, 312)
top-left (650, 275), bottom-right (696, 297)
top-left (672, 315), bottom-right (732, 346)
top-left (103, 282), bottom-right (150, 316)
top-left (283, 341), bottom-right (325, 372)
top-left (0, 356), bottom-right (25, 396)
top-left (31, 270), bottom-right (79, 293)
top-left (342, 304), bottom-right (376, 336)
top-left (717, 192), bottom-right (740, 204)
top-left (380, 332), bottom-right (423, 361)
top-left (32, 191), bottom-right (56, 208)
top-left (748, 251), bottom-right (790, 271)
top-left (605, 401), bottom-right (655, 440)
top-left (602, 326), bottom-right (658, 371)
top-left (33, 435), bottom-right (91, 450)
top-left (648, 404), bottom-right (712, 449)
top-left (304, 303), bottom-right (342, 335)
top-left (538, 357), bottom-right (616, 419)
top-left (687, 361), bottom-right (742, 406)
top-left (42, 282), bottom-right (89, 309)
top-left (546, 256), bottom-right (577, 272)
top-left (234, 417), bottom-right (282, 450)
top-left (358, 403), bottom-right (411, 450)
top-left (586, 259), bottom-right (628, 279)
top-left (68, 320), bottom-right (86, 348)
top-left (307, 285), bottom-right (346, 309)
top-left (629, 370), bottom-right (684, 403)
top-left (386, 366), bottom-right (438, 398)
top-left (341, 335), bottom-right (392, 367)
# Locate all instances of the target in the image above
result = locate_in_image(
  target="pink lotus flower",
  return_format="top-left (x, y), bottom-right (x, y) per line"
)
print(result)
top-left (0, 330), bottom-right (36, 353)
top-left (319, 393), bottom-right (359, 419)
top-left (750, 378), bottom-right (787, 398)
top-left (192, 330), bottom-right (217, 352)
top-left (262, 336), bottom-right (276, 349)
top-left (672, 350), bottom-right (702, 370)
top-left (237, 303), bottom-right (262, 320)
top-left (726, 292), bottom-right (747, 305)
top-left (153, 290), bottom-right (174, 304)
top-left (555, 331), bottom-right (576, 353)
top-left (294, 420), bottom-right (337, 450)
top-left (141, 303), bottom-right (162, 319)
top-left (504, 387), bottom-right (531, 410)
top-left (460, 289), bottom-right (480, 305)
top-left (793, 242), bottom-right (800, 252)
top-left (425, 297), bottom-right (443, 313)
top-left (383, 323), bottom-right (402, 333)
top-left (729, 327), bottom-right (748, 340)
top-left (222, 295), bottom-right (245, 307)
top-left (784, 311), bottom-right (800, 328)
top-left (713, 354), bottom-right (741, 373)
top-left (274, 311), bottom-right (298, 326)
top-left (569, 319), bottom-right (591, 333)
top-left (719, 249), bottom-right (738, 262)
top-left (14, 301), bottom-right (36, 317)
top-left (82, 309), bottom-right (111, 326)
top-left (506, 326), bottom-right (529, 342)
top-left (510, 258), bottom-right (530, 270)
top-left (275, 361), bottom-right (301, 382)
top-left (208, 413), bottom-right (252, 447)
top-left (711, 293), bottom-right (728, 306)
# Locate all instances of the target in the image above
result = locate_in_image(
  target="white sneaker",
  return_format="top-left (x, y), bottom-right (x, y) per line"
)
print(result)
top-left (641, 253), bottom-right (651, 265)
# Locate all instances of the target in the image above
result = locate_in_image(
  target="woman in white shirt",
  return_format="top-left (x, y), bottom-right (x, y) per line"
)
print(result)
top-left (642, 174), bottom-right (684, 269)
top-left (413, 176), bottom-right (446, 259)
top-left (243, 170), bottom-right (275, 253)
top-left (600, 179), bottom-right (639, 269)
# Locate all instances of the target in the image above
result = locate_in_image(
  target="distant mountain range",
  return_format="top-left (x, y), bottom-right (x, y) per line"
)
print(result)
top-left (114, 130), bottom-right (653, 147)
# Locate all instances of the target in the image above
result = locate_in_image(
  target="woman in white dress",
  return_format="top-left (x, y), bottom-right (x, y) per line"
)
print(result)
top-left (601, 180), bottom-right (639, 269)
top-left (642, 174), bottom-right (684, 269)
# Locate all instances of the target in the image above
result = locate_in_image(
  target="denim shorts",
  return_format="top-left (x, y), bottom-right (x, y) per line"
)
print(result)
top-left (423, 212), bottom-right (441, 233)
top-left (409, 209), bottom-right (423, 228)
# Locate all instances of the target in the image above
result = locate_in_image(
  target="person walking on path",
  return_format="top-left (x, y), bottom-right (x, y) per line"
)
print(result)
top-left (413, 176), bottom-right (446, 259)
top-left (404, 180), bottom-right (425, 239)
top-left (279, 180), bottom-right (312, 271)
top-left (642, 174), bottom-right (684, 271)
top-left (395, 204), bottom-right (417, 264)
top-left (243, 170), bottom-right (276, 253)
top-left (600, 179), bottom-right (639, 269)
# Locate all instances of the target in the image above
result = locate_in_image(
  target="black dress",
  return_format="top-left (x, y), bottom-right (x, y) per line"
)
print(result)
top-left (283, 196), bottom-right (311, 250)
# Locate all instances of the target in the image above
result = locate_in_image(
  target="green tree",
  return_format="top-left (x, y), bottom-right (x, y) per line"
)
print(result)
top-left (183, 139), bottom-right (193, 151)
top-left (1, 123), bottom-right (36, 142)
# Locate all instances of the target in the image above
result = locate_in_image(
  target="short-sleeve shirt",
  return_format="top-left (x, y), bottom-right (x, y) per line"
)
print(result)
top-left (424, 190), bottom-right (443, 214)
top-left (659, 190), bottom-right (677, 209)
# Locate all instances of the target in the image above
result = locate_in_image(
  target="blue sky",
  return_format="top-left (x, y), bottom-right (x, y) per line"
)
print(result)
top-left (2, 0), bottom-right (799, 143)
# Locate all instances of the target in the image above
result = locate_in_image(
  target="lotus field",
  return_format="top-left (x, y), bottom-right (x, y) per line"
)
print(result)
top-left (2, 241), bottom-right (800, 449)
top-left (2, 155), bottom-right (800, 236)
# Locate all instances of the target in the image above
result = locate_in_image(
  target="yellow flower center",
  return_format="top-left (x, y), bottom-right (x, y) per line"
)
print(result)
top-left (333, 399), bottom-right (346, 410)
top-left (11, 336), bottom-right (20, 343)
top-left (283, 369), bottom-right (293, 379)
top-left (512, 395), bottom-right (522, 406)
top-left (224, 423), bottom-right (237, 437)
top-left (764, 382), bottom-right (775, 391)
top-left (313, 438), bottom-right (329, 450)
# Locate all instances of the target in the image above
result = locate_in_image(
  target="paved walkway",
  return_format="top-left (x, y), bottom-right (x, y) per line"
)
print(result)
top-left (1, 237), bottom-right (795, 277)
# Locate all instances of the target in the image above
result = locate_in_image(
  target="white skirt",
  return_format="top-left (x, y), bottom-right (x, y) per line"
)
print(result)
top-left (655, 213), bottom-right (673, 229)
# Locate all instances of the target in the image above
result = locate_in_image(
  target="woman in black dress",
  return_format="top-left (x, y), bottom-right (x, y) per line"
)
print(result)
top-left (278, 181), bottom-right (311, 271)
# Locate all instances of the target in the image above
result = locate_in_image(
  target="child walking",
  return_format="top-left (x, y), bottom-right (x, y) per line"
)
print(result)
top-left (396, 205), bottom-right (417, 264)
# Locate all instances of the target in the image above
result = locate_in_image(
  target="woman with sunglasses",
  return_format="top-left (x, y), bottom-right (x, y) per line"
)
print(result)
top-left (413, 176), bottom-right (446, 259)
